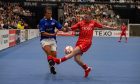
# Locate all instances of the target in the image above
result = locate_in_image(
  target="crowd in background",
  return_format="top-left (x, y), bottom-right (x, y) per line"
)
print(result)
top-left (0, 1), bottom-right (134, 30)
top-left (43, 0), bottom-right (140, 3)
top-left (63, 3), bottom-right (123, 28)
top-left (107, 0), bottom-right (140, 3)
top-left (0, 1), bottom-right (32, 30)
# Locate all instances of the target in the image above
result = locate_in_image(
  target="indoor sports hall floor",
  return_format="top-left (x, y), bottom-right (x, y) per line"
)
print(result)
top-left (0, 36), bottom-right (140, 84)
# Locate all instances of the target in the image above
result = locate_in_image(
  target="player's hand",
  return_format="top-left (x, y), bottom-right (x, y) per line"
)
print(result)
top-left (54, 32), bottom-right (58, 36)
top-left (63, 22), bottom-right (70, 32)
top-left (62, 28), bottom-right (67, 32)
top-left (63, 27), bottom-right (71, 32)
top-left (64, 22), bottom-right (68, 27)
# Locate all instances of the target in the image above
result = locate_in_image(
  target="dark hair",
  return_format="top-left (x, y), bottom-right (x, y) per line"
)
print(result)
top-left (44, 6), bottom-right (52, 14)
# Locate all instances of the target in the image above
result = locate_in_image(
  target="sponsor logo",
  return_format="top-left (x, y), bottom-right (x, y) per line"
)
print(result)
top-left (82, 27), bottom-right (92, 30)
top-left (51, 22), bottom-right (55, 25)
top-left (95, 30), bottom-right (112, 36)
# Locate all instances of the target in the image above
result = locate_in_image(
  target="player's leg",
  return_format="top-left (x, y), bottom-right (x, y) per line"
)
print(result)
top-left (51, 40), bottom-right (57, 58)
top-left (43, 45), bottom-right (56, 74)
top-left (51, 51), bottom-right (57, 58)
top-left (43, 45), bottom-right (52, 58)
top-left (124, 34), bottom-right (127, 43)
top-left (41, 39), bottom-right (56, 74)
top-left (74, 53), bottom-right (84, 66)
top-left (47, 39), bottom-right (58, 74)
top-left (48, 51), bottom-right (57, 74)
top-left (118, 34), bottom-right (122, 42)
top-left (50, 46), bottom-right (82, 64)
top-left (41, 39), bottom-right (53, 59)
top-left (74, 54), bottom-right (91, 78)
top-left (48, 43), bottom-right (58, 74)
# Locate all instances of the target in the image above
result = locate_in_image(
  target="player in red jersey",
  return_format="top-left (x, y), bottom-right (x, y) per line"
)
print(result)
top-left (118, 23), bottom-right (128, 43)
top-left (48, 12), bottom-right (114, 78)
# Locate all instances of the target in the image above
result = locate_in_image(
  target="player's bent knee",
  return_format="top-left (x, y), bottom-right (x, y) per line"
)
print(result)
top-left (51, 51), bottom-right (57, 57)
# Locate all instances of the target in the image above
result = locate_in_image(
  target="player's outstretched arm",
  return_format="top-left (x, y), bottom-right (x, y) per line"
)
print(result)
top-left (61, 21), bottom-right (80, 32)
top-left (41, 32), bottom-right (56, 36)
top-left (102, 25), bottom-right (117, 29)
top-left (60, 27), bottom-right (71, 32)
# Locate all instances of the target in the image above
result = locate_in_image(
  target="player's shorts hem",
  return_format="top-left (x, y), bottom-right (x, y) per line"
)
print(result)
top-left (40, 38), bottom-right (57, 51)
top-left (76, 44), bottom-right (91, 53)
top-left (77, 45), bottom-right (84, 53)
top-left (121, 33), bottom-right (126, 36)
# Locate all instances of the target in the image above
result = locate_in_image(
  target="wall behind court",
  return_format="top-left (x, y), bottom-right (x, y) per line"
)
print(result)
top-left (0, 29), bottom-right (39, 51)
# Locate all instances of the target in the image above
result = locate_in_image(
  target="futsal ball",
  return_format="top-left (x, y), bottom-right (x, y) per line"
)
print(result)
top-left (64, 46), bottom-right (73, 54)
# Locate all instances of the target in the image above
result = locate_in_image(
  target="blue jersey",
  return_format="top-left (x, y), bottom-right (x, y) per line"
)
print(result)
top-left (39, 18), bottom-right (62, 41)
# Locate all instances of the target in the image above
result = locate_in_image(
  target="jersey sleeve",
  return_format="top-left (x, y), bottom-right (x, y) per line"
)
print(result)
top-left (94, 21), bottom-right (103, 28)
top-left (71, 22), bottom-right (80, 31)
top-left (55, 21), bottom-right (62, 30)
top-left (124, 25), bottom-right (127, 30)
top-left (126, 26), bottom-right (127, 30)
top-left (39, 20), bottom-right (46, 33)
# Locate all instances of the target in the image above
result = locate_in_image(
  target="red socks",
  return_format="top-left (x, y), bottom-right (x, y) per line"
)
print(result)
top-left (47, 55), bottom-right (53, 60)
top-left (82, 64), bottom-right (92, 77)
top-left (49, 56), bottom-right (67, 64)
top-left (61, 56), bottom-right (67, 62)
top-left (55, 56), bottom-right (67, 64)
top-left (82, 64), bottom-right (88, 70)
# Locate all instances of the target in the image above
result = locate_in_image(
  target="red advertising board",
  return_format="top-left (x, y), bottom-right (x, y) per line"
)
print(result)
top-left (9, 30), bottom-right (16, 47)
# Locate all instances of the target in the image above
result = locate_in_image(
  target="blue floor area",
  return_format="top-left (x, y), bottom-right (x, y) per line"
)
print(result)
top-left (0, 37), bottom-right (140, 84)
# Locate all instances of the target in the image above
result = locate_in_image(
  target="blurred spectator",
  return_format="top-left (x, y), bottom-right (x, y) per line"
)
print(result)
top-left (3, 21), bottom-right (9, 29)
top-left (63, 3), bottom-right (124, 28)
top-left (17, 21), bottom-right (24, 30)
top-left (0, 1), bottom-right (32, 29)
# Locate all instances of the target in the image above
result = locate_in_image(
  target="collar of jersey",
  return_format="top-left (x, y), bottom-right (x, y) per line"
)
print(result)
top-left (44, 17), bottom-right (52, 20)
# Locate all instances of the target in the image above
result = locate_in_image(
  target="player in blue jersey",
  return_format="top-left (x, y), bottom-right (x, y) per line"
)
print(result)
top-left (39, 7), bottom-right (64, 74)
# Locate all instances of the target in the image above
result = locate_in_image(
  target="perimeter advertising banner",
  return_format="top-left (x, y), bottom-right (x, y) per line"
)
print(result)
top-left (0, 30), bottom-right (9, 50)
top-left (16, 30), bottom-right (21, 44)
top-left (25, 29), bottom-right (28, 41)
top-left (94, 30), bottom-right (129, 37)
top-left (28, 29), bottom-right (39, 40)
top-left (0, 29), bottom-right (39, 51)
top-left (9, 30), bottom-right (16, 47)
top-left (20, 30), bottom-right (26, 42)
top-left (56, 30), bottom-right (129, 37)
top-left (0, 31), bottom-right (2, 50)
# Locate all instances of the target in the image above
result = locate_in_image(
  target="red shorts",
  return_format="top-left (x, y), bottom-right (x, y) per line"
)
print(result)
top-left (121, 32), bottom-right (126, 36)
top-left (76, 40), bottom-right (92, 52)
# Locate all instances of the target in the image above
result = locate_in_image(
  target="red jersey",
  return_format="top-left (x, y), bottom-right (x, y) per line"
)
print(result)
top-left (71, 20), bottom-right (103, 42)
top-left (121, 25), bottom-right (127, 33)
top-left (71, 20), bottom-right (103, 52)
